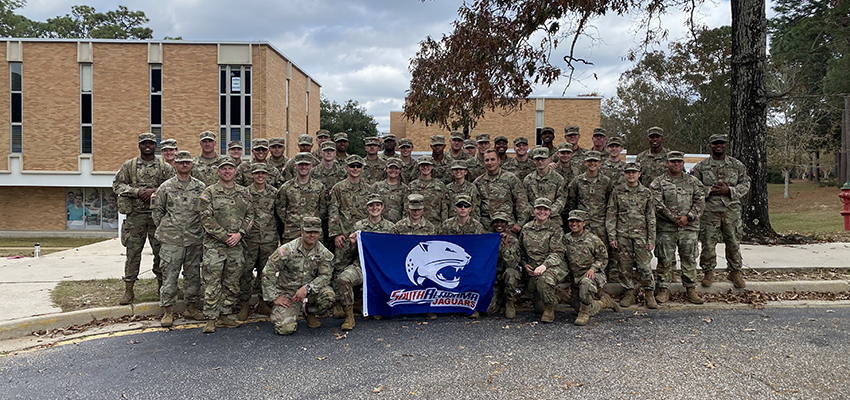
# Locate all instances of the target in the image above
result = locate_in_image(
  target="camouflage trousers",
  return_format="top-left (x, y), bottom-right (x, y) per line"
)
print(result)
top-left (121, 212), bottom-right (162, 282)
top-left (526, 266), bottom-right (566, 308)
top-left (569, 277), bottom-right (603, 316)
top-left (202, 241), bottom-right (244, 319)
top-left (335, 261), bottom-right (363, 306)
top-left (699, 205), bottom-right (743, 273)
top-left (617, 236), bottom-right (655, 291)
top-left (587, 223), bottom-right (619, 282)
top-left (241, 240), bottom-right (277, 302)
top-left (486, 263), bottom-right (523, 313)
top-left (158, 243), bottom-right (202, 307)
top-left (269, 286), bottom-right (335, 335)
top-left (656, 230), bottom-right (699, 289)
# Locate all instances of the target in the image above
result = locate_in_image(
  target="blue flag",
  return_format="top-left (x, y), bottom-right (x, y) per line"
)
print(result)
top-left (358, 231), bottom-right (500, 317)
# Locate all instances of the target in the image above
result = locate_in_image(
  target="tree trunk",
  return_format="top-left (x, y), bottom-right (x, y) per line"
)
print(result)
top-left (783, 169), bottom-right (790, 199)
top-left (812, 150), bottom-right (819, 184)
top-left (729, 0), bottom-right (774, 239)
top-left (841, 95), bottom-right (850, 185)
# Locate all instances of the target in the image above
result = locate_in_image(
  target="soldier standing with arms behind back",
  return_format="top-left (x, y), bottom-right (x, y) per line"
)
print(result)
top-left (113, 133), bottom-right (175, 305)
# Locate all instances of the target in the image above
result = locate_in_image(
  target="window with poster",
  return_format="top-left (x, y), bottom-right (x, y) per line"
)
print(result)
top-left (66, 187), bottom-right (119, 230)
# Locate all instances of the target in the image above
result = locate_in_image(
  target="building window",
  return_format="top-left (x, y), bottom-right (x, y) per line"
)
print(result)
top-left (65, 187), bottom-right (118, 230)
top-left (219, 65), bottom-right (251, 153)
top-left (10, 62), bottom-right (22, 153)
top-left (80, 63), bottom-right (93, 154)
top-left (150, 64), bottom-right (162, 150)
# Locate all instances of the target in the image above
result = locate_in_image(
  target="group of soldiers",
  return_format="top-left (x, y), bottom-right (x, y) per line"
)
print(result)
top-left (112, 124), bottom-right (750, 333)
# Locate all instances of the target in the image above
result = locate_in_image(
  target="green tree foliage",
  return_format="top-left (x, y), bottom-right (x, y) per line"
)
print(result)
top-left (0, 2), bottom-right (152, 39)
top-left (319, 97), bottom-right (379, 157)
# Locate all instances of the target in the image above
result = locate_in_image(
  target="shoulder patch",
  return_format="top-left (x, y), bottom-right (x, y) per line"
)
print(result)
top-left (150, 191), bottom-right (157, 199)
top-left (649, 182), bottom-right (657, 188)
top-left (278, 247), bottom-right (287, 257)
top-left (199, 193), bottom-right (210, 202)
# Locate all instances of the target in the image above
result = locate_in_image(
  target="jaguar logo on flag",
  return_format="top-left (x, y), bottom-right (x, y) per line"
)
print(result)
top-left (405, 241), bottom-right (471, 289)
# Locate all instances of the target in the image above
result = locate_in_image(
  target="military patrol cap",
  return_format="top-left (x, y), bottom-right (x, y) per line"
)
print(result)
top-left (293, 152), bottom-right (314, 165)
top-left (463, 139), bottom-right (476, 149)
top-left (531, 147), bottom-right (550, 159)
top-left (647, 126), bottom-right (664, 137)
top-left (386, 157), bottom-right (403, 168)
top-left (606, 137), bottom-right (623, 147)
top-left (514, 137), bottom-right (529, 146)
top-left (491, 212), bottom-right (510, 223)
top-left (568, 209), bottom-right (588, 221)
top-left (454, 195), bottom-right (473, 207)
top-left (430, 135), bottom-right (446, 146)
top-left (320, 141), bottom-right (336, 151)
top-left (345, 154), bottom-right (365, 166)
top-left (365, 136), bottom-right (381, 146)
top-left (269, 137), bottom-right (286, 147)
top-left (494, 135), bottom-right (509, 144)
top-left (476, 133), bottom-right (491, 143)
top-left (557, 142), bottom-right (573, 153)
top-left (199, 130), bottom-right (216, 141)
top-left (218, 158), bottom-right (236, 168)
top-left (624, 162), bottom-right (640, 172)
top-left (251, 163), bottom-right (269, 174)
top-left (334, 132), bottom-right (349, 142)
top-left (709, 134), bottom-right (728, 143)
top-left (533, 197), bottom-right (553, 209)
top-left (315, 129), bottom-right (331, 138)
top-left (366, 193), bottom-right (384, 206)
top-left (450, 160), bottom-right (468, 170)
top-left (408, 194), bottom-right (425, 209)
top-left (383, 134), bottom-right (397, 142)
top-left (564, 126), bottom-right (580, 135)
top-left (541, 127), bottom-right (555, 135)
top-left (301, 216), bottom-right (322, 232)
top-left (174, 151), bottom-right (193, 162)
top-left (592, 128), bottom-right (607, 137)
top-left (138, 132), bottom-right (157, 143)
top-left (252, 138), bottom-right (269, 149)
top-left (450, 131), bottom-right (465, 140)
top-left (584, 151), bottom-right (602, 161)
top-left (667, 150), bottom-right (685, 161)
top-left (227, 140), bottom-right (243, 150)
top-left (417, 155), bottom-right (435, 165)
top-left (398, 138), bottom-right (413, 148)
top-left (298, 134), bottom-right (313, 145)
top-left (161, 138), bottom-right (177, 150)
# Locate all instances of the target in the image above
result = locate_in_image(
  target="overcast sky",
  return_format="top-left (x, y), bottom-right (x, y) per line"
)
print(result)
top-left (21, 0), bottom-right (748, 132)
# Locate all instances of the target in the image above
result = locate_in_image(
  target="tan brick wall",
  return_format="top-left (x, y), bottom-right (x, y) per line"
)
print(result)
top-left (261, 45), bottom-right (288, 148)
top-left (92, 43), bottom-right (150, 171)
top-left (307, 78), bottom-right (320, 147)
top-left (390, 111), bottom-right (406, 139)
top-left (0, 41), bottom-right (7, 171)
top-left (23, 42), bottom-right (79, 171)
top-left (471, 99), bottom-right (537, 146)
top-left (162, 44), bottom-right (218, 158)
top-left (0, 186), bottom-right (65, 230)
top-left (542, 98), bottom-right (601, 150)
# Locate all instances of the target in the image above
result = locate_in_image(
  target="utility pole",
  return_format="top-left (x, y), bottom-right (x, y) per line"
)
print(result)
top-left (842, 95), bottom-right (850, 184)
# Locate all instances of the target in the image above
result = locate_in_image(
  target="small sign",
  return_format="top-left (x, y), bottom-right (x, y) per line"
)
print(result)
top-left (231, 76), bottom-right (241, 92)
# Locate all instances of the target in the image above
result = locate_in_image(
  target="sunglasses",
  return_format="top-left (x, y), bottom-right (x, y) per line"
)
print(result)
top-left (456, 203), bottom-right (472, 208)
top-left (348, 164), bottom-right (364, 169)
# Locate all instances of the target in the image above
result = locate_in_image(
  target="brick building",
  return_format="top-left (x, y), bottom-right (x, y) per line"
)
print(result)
top-left (0, 39), bottom-right (320, 233)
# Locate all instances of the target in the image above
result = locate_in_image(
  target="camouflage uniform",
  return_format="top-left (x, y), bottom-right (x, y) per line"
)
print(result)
top-left (567, 173), bottom-right (613, 241)
top-left (445, 180), bottom-right (481, 219)
top-left (362, 157), bottom-right (387, 186)
top-left (262, 238), bottom-right (335, 335)
top-left (636, 147), bottom-right (670, 187)
top-left (400, 158), bottom-right (418, 184)
top-left (267, 157), bottom-right (289, 178)
top-left (198, 182), bottom-right (255, 319)
top-left (474, 169), bottom-right (531, 227)
top-left (101, 203), bottom-right (119, 221)
top-left (241, 183), bottom-right (279, 302)
top-left (520, 219), bottom-right (567, 310)
top-left (650, 172), bottom-right (705, 289)
top-left (438, 216), bottom-right (486, 235)
top-left (523, 169), bottom-right (567, 226)
top-left (236, 161), bottom-right (284, 188)
top-left (408, 178), bottom-right (449, 227)
top-left (555, 162), bottom-right (579, 186)
top-left (276, 177), bottom-right (328, 242)
top-left (692, 154), bottom-right (750, 274)
top-left (465, 155), bottom-right (486, 183)
top-left (606, 182), bottom-right (656, 291)
top-left (113, 156), bottom-right (174, 282)
top-left (390, 217), bottom-right (437, 235)
top-left (310, 162), bottom-right (347, 192)
top-left (328, 178), bottom-right (371, 268)
top-left (371, 180), bottom-right (409, 223)
top-left (494, 230), bottom-right (523, 311)
top-left (569, 148), bottom-right (588, 173)
top-left (191, 154), bottom-right (224, 187)
top-left (564, 229), bottom-right (608, 313)
top-left (281, 155), bottom-right (319, 183)
top-left (501, 158), bottom-right (535, 181)
top-left (151, 175), bottom-right (205, 307)
top-left (600, 159), bottom-right (626, 184)
top-left (337, 217), bottom-right (395, 306)
top-left (446, 150), bottom-right (470, 162)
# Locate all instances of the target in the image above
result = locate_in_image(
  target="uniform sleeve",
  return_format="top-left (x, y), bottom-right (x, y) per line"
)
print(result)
top-left (328, 185), bottom-right (343, 237)
top-left (151, 183), bottom-right (167, 227)
top-left (518, 231), bottom-right (531, 268)
top-left (605, 189), bottom-right (618, 241)
top-left (591, 236), bottom-right (608, 273)
top-left (262, 251), bottom-right (283, 301)
top-left (551, 176), bottom-right (568, 217)
top-left (308, 250), bottom-right (334, 289)
top-left (275, 185), bottom-right (288, 231)
top-left (161, 164), bottom-right (175, 184)
top-left (197, 188), bottom-right (228, 243)
top-left (501, 237), bottom-right (522, 273)
top-left (729, 161), bottom-right (751, 201)
top-left (511, 176), bottom-right (531, 225)
top-left (112, 161), bottom-right (139, 198)
top-left (566, 179), bottom-right (578, 214)
top-left (651, 179), bottom-right (677, 222)
top-left (645, 192), bottom-right (657, 244)
top-left (475, 178), bottom-right (491, 225)
top-left (239, 189), bottom-right (255, 237)
top-left (687, 177), bottom-right (705, 222)
top-left (544, 229), bottom-right (566, 269)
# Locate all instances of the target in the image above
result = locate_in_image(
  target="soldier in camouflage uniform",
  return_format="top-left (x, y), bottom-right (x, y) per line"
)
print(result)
top-left (237, 163), bottom-right (279, 321)
top-left (276, 153), bottom-right (328, 243)
top-left (501, 137), bottom-right (534, 181)
top-left (198, 158), bottom-right (255, 333)
top-left (465, 133), bottom-right (491, 182)
top-left (267, 137), bottom-right (289, 177)
top-left (606, 162), bottom-right (657, 309)
top-left (636, 127), bottom-right (669, 187)
top-left (650, 151), bottom-right (706, 305)
top-left (379, 134), bottom-right (399, 161)
top-left (113, 133), bottom-right (175, 305)
top-left (566, 150), bottom-right (613, 241)
top-left (564, 126), bottom-right (587, 173)
top-left (494, 135), bottom-right (511, 164)
top-left (445, 160), bottom-right (480, 219)
top-left (397, 138), bottom-right (418, 184)
top-left (334, 132), bottom-right (350, 162)
top-left (490, 212), bottom-right (523, 318)
top-left (439, 195), bottom-right (486, 235)
top-left (553, 143), bottom-right (579, 184)
top-left (600, 137), bottom-right (626, 184)
top-left (362, 136), bottom-right (387, 185)
top-left (462, 139), bottom-right (477, 158)
top-left (390, 194), bottom-right (437, 235)
top-left (191, 130), bottom-right (224, 187)
top-left (151, 151), bottom-right (205, 326)
top-left (520, 198), bottom-right (568, 323)
top-left (160, 138), bottom-right (178, 169)
top-left (227, 140), bottom-right (244, 167)
top-left (692, 134), bottom-right (751, 289)
top-left (236, 138), bottom-right (284, 188)
top-left (524, 147), bottom-right (567, 227)
top-left (282, 135), bottom-right (319, 182)
top-left (311, 141), bottom-right (347, 191)
top-left (539, 127), bottom-right (557, 158)
top-left (475, 149), bottom-right (531, 230)
top-left (262, 217), bottom-right (335, 335)
top-left (589, 128), bottom-right (611, 158)
top-left (408, 155), bottom-right (449, 227)
top-left (565, 210), bottom-right (620, 326)
top-left (371, 157), bottom-right (409, 223)
top-left (446, 131), bottom-right (470, 161)
top-left (311, 130), bottom-right (331, 161)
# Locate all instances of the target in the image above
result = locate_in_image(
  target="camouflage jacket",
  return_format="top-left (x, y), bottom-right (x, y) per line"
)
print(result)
top-left (101, 204), bottom-right (119, 221)
top-left (635, 147), bottom-right (669, 187)
top-left (523, 169), bottom-right (567, 217)
top-left (246, 184), bottom-right (279, 244)
top-left (566, 173), bottom-right (613, 228)
top-left (564, 230), bottom-right (608, 284)
top-left (190, 154), bottom-right (224, 187)
top-left (371, 180), bottom-right (409, 223)
top-left (378, 151), bottom-right (401, 161)
top-left (445, 151), bottom-right (470, 162)
top-left (328, 178), bottom-right (372, 237)
top-left (554, 162), bottom-right (579, 187)
top-left (151, 176), bottom-right (206, 246)
top-left (650, 173), bottom-right (705, 232)
top-left (281, 155), bottom-right (319, 183)
top-left (400, 158), bottom-right (418, 184)
top-left (520, 219), bottom-right (567, 279)
top-left (362, 157), bottom-right (387, 186)
top-left (276, 177), bottom-right (328, 241)
top-left (497, 232), bottom-right (522, 274)
top-left (445, 180), bottom-right (481, 219)
top-left (606, 183), bottom-right (656, 242)
top-left (197, 182), bottom-right (254, 244)
top-left (408, 178), bottom-right (449, 227)
top-left (465, 156), bottom-right (486, 183)
top-left (501, 157), bottom-right (535, 181)
top-left (339, 217), bottom-right (397, 267)
top-left (570, 147), bottom-right (588, 173)
top-left (438, 217), bottom-right (486, 235)
top-left (474, 169), bottom-right (531, 227)
top-left (262, 238), bottom-right (333, 301)
top-left (113, 157), bottom-right (175, 213)
top-left (691, 156), bottom-right (751, 213)
top-left (310, 162), bottom-right (347, 193)
top-left (600, 159), bottom-right (626, 184)
top-left (412, 156), bottom-right (452, 184)
top-left (390, 217), bottom-right (437, 235)
top-left (235, 160), bottom-right (284, 188)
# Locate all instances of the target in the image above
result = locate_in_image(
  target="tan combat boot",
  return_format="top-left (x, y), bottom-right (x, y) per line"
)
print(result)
top-left (655, 288), bottom-right (670, 303)
top-left (202, 320), bottom-right (216, 333)
top-left (215, 315), bottom-right (241, 328)
top-left (619, 289), bottom-right (635, 308)
top-left (256, 301), bottom-right (273, 315)
top-left (685, 287), bottom-right (704, 304)
top-left (426, 312), bottom-right (438, 320)
top-left (600, 293), bottom-right (620, 312)
top-left (505, 300), bottom-right (516, 319)
top-left (332, 303), bottom-right (345, 319)
top-left (184, 302), bottom-right (204, 321)
top-left (341, 306), bottom-right (356, 331)
top-left (306, 313), bottom-right (322, 328)
top-left (541, 303), bottom-right (555, 323)
top-left (237, 300), bottom-right (251, 321)
top-left (574, 303), bottom-right (590, 326)
top-left (160, 306), bottom-right (174, 327)
top-left (468, 311), bottom-right (480, 319)
top-left (701, 270), bottom-right (715, 287)
top-left (119, 281), bottom-right (135, 305)
top-left (728, 271), bottom-right (746, 288)
top-left (644, 289), bottom-right (658, 309)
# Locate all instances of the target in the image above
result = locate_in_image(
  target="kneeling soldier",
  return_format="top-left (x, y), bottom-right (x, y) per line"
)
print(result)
top-left (565, 210), bottom-right (620, 326)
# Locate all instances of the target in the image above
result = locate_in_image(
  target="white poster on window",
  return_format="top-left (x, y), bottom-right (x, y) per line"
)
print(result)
top-left (231, 76), bottom-right (241, 92)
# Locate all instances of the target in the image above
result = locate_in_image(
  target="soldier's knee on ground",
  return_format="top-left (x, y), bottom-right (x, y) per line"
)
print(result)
top-left (275, 322), bottom-right (297, 335)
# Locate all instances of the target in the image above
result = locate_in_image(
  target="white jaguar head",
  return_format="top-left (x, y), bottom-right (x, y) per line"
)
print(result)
top-left (405, 241), bottom-right (472, 289)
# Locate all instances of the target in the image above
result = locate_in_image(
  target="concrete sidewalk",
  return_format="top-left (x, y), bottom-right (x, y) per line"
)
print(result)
top-left (0, 238), bottom-right (848, 340)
